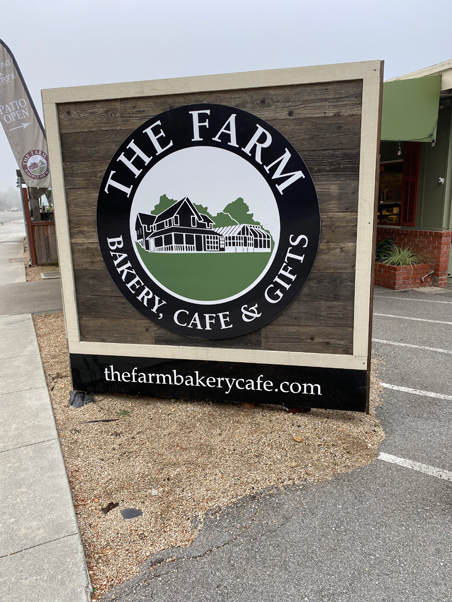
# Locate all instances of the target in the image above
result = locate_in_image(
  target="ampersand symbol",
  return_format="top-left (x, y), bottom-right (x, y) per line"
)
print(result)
top-left (241, 304), bottom-right (262, 322)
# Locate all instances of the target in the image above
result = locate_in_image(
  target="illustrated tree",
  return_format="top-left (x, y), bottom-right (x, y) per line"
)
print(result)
top-left (222, 197), bottom-right (260, 225)
top-left (193, 204), bottom-right (215, 222)
top-left (151, 194), bottom-right (176, 215)
top-left (212, 211), bottom-right (238, 227)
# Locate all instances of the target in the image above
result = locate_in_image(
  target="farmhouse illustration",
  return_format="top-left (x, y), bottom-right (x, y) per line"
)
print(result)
top-left (28, 158), bottom-right (47, 174)
top-left (135, 197), bottom-right (272, 253)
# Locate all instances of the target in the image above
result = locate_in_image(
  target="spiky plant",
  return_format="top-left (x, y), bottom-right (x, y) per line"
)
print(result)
top-left (378, 243), bottom-right (425, 267)
top-left (375, 237), bottom-right (393, 262)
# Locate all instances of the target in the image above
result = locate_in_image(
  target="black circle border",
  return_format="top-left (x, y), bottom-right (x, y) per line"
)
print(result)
top-left (97, 103), bottom-right (321, 340)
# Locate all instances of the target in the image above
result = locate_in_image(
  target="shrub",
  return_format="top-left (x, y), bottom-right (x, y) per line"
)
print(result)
top-left (375, 237), bottom-right (393, 262)
top-left (377, 242), bottom-right (425, 267)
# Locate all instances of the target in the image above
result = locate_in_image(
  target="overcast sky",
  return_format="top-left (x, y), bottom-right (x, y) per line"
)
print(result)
top-left (1, 0), bottom-right (451, 192)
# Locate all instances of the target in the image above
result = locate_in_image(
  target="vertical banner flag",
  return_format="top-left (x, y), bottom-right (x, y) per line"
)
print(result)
top-left (0, 39), bottom-right (50, 188)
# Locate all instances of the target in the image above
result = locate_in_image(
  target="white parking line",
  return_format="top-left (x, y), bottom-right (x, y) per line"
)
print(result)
top-left (381, 383), bottom-right (452, 401)
top-left (372, 339), bottom-right (452, 354)
top-left (378, 452), bottom-right (452, 482)
top-left (374, 295), bottom-right (452, 305)
top-left (374, 313), bottom-right (452, 325)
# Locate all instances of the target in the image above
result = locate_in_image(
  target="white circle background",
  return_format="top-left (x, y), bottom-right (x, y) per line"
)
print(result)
top-left (27, 154), bottom-right (47, 169)
top-left (130, 146), bottom-right (281, 305)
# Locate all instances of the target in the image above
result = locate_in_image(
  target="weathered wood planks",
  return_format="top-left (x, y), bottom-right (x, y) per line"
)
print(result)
top-left (57, 81), bottom-right (363, 134)
top-left (31, 223), bottom-right (58, 265)
top-left (60, 114), bottom-right (361, 164)
top-left (58, 79), bottom-right (362, 355)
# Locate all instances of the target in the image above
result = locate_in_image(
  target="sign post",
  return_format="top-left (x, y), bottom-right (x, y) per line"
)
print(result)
top-left (43, 61), bottom-right (382, 413)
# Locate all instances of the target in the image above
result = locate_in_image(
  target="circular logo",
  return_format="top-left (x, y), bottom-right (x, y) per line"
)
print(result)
top-left (21, 150), bottom-right (49, 180)
top-left (97, 104), bottom-right (320, 340)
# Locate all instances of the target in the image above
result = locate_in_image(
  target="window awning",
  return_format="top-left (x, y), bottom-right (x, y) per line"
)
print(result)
top-left (381, 74), bottom-right (441, 142)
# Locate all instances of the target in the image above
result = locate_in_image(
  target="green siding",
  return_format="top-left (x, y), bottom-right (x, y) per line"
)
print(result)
top-left (445, 106), bottom-right (452, 231)
top-left (417, 105), bottom-right (452, 229)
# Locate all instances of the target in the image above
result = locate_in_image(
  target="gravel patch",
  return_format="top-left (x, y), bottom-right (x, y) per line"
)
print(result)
top-left (25, 263), bottom-right (59, 281)
top-left (33, 312), bottom-right (384, 600)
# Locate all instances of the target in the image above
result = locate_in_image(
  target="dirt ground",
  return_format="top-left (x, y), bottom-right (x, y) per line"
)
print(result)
top-left (25, 263), bottom-right (59, 282)
top-left (33, 312), bottom-right (385, 600)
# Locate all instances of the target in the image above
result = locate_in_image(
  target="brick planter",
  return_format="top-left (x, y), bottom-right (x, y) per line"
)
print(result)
top-left (374, 263), bottom-right (434, 290)
top-left (376, 227), bottom-right (451, 287)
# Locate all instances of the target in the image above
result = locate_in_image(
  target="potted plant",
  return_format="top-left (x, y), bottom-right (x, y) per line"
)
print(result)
top-left (374, 239), bottom-right (434, 290)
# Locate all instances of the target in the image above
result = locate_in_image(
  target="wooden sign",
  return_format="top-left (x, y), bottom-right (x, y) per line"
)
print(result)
top-left (43, 61), bottom-right (382, 412)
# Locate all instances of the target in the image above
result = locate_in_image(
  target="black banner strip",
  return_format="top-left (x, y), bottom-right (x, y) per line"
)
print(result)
top-left (70, 354), bottom-right (368, 413)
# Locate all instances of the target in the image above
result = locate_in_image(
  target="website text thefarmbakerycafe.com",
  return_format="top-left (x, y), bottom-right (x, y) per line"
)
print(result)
top-left (103, 365), bottom-right (322, 396)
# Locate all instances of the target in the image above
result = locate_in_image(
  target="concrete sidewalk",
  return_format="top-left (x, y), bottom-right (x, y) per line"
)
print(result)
top-left (0, 220), bottom-right (91, 602)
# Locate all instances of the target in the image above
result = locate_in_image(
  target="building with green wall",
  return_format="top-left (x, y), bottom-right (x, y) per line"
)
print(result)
top-left (378, 59), bottom-right (452, 286)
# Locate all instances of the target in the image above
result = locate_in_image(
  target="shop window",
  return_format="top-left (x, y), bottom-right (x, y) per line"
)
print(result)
top-left (378, 160), bottom-right (403, 225)
top-left (378, 141), bottom-right (421, 227)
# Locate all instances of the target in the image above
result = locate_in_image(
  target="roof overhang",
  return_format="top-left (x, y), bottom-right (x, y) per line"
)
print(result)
top-left (381, 74), bottom-right (441, 142)
top-left (386, 58), bottom-right (452, 92)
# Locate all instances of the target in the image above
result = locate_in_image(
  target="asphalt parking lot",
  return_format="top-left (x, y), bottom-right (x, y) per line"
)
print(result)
top-left (104, 284), bottom-right (452, 602)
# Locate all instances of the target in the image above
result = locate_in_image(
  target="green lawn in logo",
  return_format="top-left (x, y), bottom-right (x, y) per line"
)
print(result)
top-left (136, 243), bottom-right (272, 301)
top-left (30, 165), bottom-right (46, 175)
